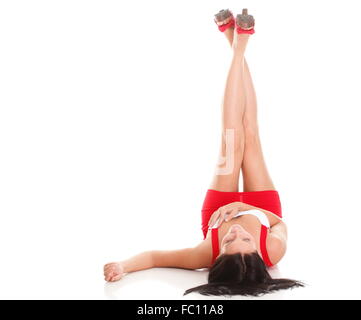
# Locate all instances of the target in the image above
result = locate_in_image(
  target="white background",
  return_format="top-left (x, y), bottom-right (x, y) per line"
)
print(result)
top-left (1, 0), bottom-right (361, 299)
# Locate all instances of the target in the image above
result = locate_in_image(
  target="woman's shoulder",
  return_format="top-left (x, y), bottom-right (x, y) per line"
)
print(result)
top-left (194, 237), bottom-right (214, 268)
top-left (267, 231), bottom-right (287, 265)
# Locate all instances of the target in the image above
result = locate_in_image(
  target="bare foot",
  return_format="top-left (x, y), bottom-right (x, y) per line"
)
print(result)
top-left (104, 262), bottom-right (125, 282)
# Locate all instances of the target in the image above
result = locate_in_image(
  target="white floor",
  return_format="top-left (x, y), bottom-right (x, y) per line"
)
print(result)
top-left (1, 209), bottom-right (360, 300)
top-left (1, 256), bottom-right (359, 300)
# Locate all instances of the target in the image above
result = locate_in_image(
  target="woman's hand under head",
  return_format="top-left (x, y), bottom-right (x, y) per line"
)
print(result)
top-left (104, 262), bottom-right (124, 282)
top-left (220, 224), bottom-right (257, 256)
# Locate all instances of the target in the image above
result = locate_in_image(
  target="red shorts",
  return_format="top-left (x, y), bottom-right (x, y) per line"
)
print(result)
top-left (201, 189), bottom-right (282, 239)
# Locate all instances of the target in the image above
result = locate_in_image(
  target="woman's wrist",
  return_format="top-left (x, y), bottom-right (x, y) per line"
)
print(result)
top-left (121, 251), bottom-right (155, 273)
top-left (236, 201), bottom-right (253, 211)
top-left (120, 260), bottom-right (129, 274)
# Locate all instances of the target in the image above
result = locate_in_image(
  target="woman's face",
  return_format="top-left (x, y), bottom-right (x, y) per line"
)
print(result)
top-left (220, 224), bottom-right (257, 255)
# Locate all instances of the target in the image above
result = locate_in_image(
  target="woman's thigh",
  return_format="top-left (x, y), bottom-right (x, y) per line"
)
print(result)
top-left (241, 125), bottom-right (276, 192)
top-left (209, 128), bottom-right (244, 192)
top-left (241, 61), bottom-right (276, 192)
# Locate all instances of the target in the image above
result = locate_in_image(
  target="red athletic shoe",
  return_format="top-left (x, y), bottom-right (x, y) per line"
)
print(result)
top-left (214, 9), bottom-right (235, 32)
top-left (235, 9), bottom-right (255, 34)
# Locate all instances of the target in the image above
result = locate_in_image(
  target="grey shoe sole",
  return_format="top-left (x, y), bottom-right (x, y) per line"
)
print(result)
top-left (236, 8), bottom-right (255, 30)
top-left (214, 9), bottom-right (233, 22)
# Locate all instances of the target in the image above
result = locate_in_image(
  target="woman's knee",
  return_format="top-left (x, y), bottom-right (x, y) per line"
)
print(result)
top-left (222, 127), bottom-right (245, 153)
top-left (243, 117), bottom-right (259, 140)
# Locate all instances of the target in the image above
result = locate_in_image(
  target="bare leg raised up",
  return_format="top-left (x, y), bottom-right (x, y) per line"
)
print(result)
top-left (217, 18), bottom-right (275, 192)
top-left (209, 32), bottom-right (250, 192)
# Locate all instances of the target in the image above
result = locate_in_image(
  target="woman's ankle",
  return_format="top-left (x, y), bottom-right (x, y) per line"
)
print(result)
top-left (232, 33), bottom-right (250, 54)
top-left (224, 28), bottom-right (234, 47)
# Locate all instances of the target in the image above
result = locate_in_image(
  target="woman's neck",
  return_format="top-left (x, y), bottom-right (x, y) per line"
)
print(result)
top-left (218, 215), bottom-right (262, 256)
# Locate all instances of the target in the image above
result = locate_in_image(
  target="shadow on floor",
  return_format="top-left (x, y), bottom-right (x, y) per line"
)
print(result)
top-left (104, 265), bottom-right (289, 300)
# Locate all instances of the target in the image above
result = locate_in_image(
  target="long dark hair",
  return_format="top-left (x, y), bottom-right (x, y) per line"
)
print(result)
top-left (184, 252), bottom-right (304, 297)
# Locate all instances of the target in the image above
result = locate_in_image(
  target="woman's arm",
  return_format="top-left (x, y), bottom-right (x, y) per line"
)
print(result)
top-left (104, 243), bottom-right (210, 282)
top-left (236, 202), bottom-right (282, 226)
top-left (104, 251), bottom-right (155, 282)
top-left (268, 220), bottom-right (288, 264)
top-left (208, 201), bottom-right (281, 228)
top-left (269, 219), bottom-right (287, 241)
top-left (152, 245), bottom-right (210, 269)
